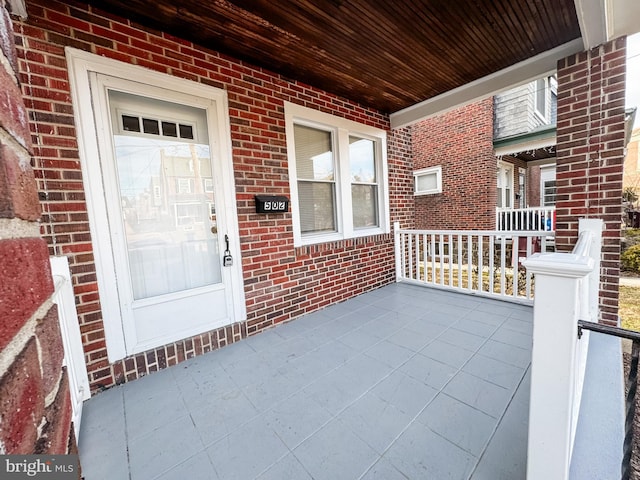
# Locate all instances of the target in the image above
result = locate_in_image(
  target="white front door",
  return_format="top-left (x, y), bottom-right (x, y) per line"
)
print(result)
top-left (68, 50), bottom-right (244, 360)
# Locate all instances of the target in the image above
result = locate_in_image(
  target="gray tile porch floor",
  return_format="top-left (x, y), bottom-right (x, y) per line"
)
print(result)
top-left (78, 283), bottom-right (532, 480)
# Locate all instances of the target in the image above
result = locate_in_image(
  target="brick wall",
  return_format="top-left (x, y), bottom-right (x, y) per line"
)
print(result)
top-left (0, 0), bottom-right (74, 454)
top-left (528, 165), bottom-right (542, 207)
top-left (412, 98), bottom-right (496, 230)
top-left (556, 37), bottom-right (627, 325)
top-left (14, 0), bottom-right (413, 390)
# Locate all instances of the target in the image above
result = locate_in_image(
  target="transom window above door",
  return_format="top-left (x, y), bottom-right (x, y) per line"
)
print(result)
top-left (285, 102), bottom-right (390, 246)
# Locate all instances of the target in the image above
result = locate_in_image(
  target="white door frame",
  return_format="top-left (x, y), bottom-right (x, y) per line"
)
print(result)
top-left (66, 48), bottom-right (246, 362)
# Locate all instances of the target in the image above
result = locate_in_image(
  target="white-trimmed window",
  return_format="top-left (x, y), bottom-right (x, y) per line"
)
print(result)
top-left (414, 166), bottom-right (442, 195)
top-left (177, 178), bottom-right (193, 194)
top-left (540, 165), bottom-right (557, 207)
top-left (534, 78), bottom-right (548, 120)
top-left (497, 161), bottom-right (514, 208)
top-left (285, 102), bottom-right (389, 246)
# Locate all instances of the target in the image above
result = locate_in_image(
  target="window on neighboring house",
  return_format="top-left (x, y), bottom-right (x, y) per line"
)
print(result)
top-left (203, 178), bottom-right (214, 193)
top-left (534, 78), bottom-right (548, 120)
top-left (414, 166), bottom-right (442, 195)
top-left (518, 168), bottom-right (526, 207)
top-left (174, 203), bottom-right (205, 227)
top-left (497, 161), bottom-right (514, 208)
top-left (177, 178), bottom-right (193, 194)
top-left (540, 166), bottom-right (557, 206)
top-left (285, 102), bottom-right (389, 246)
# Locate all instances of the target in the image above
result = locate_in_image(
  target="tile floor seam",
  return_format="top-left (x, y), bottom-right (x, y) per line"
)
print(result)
top-left (466, 363), bottom-right (532, 479)
top-left (251, 443), bottom-right (294, 480)
top-left (115, 388), bottom-right (134, 480)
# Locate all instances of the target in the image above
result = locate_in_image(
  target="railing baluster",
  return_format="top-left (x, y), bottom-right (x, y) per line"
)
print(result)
top-left (526, 236), bottom-right (533, 299)
top-left (422, 233), bottom-right (429, 282)
top-left (457, 234), bottom-right (463, 289)
top-left (407, 234), bottom-right (414, 280)
top-left (399, 230), bottom-right (406, 279)
top-left (478, 235), bottom-right (483, 292)
top-left (489, 235), bottom-right (495, 295)
top-left (467, 234), bottom-right (472, 290)
top-left (500, 235), bottom-right (507, 296)
top-left (512, 234), bottom-right (518, 298)
top-left (448, 233), bottom-right (453, 287)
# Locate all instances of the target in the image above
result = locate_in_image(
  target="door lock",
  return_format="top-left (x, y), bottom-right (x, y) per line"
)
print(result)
top-left (223, 234), bottom-right (233, 267)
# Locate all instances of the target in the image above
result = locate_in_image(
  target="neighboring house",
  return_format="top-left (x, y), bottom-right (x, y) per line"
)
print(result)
top-left (413, 76), bottom-right (558, 232)
top-left (0, 0), bottom-right (633, 459)
top-left (624, 127), bottom-right (640, 201)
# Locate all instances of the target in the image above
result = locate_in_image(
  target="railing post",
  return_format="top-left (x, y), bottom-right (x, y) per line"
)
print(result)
top-left (523, 245), bottom-right (595, 480)
top-left (394, 221), bottom-right (402, 282)
top-left (578, 219), bottom-right (603, 323)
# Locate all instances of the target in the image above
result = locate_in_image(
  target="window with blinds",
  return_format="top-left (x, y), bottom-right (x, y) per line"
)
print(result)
top-left (294, 124), bottom-right (337, 234)
top-left (285, 102), bottom-right (388, 246)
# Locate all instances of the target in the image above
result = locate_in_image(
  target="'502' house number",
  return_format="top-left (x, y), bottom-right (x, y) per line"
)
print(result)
top-left (254, 195), bottom-right (289, 214)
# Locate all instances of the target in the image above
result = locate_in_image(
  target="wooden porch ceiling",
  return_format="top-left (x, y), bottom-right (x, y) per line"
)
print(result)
top-left (82, 0), bottom-right (581, 114)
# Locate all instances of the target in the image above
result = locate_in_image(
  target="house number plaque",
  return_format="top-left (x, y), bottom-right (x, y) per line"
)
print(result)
top-left (254, 195), bottom-right (289, 214)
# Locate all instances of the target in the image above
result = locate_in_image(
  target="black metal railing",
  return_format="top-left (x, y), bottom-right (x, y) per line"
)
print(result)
top-left (578, 320), bottom-right (640, 480)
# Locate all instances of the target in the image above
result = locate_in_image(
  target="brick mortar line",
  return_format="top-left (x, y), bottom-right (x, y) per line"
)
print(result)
top-left (0, 48), bottom-right (18, 85)
top-left (0, 295), bottom-right (54, 377)
top-left (0, 126), bottom-right (31, 158)
top-left (0, 217), bottom-right (41, 239)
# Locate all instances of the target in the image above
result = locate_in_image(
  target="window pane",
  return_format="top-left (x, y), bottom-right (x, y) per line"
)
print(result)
top-left (113, 136), bottom-right (221, 299)
top-left (179, 124), bottom-right (194, 140)
top-left (543, 180), bottom-right (557, 206)
top-left (349, 137), bottom-right (376, 183)
top-left (122, 115), bottom-right (140, 132)
top-left (352, 184), bottom-right (378, 229)
top-left (162, 121), bottom-right (178, 137)
top-left (417, 172), bottom-right (437, 192)
top-left (294, 125), bottom-right (334, 181)
top-left (142, 118), bottom-right (160, 135)
top-left (298, 181), bottom-right (336, 233)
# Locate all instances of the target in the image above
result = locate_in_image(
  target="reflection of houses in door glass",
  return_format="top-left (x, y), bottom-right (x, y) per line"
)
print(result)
top-left (177, 178), bottom-right (193, 194)
top-left (115, 136), bottom-right (214, 233)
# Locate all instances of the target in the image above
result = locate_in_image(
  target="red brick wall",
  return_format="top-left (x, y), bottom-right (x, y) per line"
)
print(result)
top-left (14, 0), bottom-right (413, 390)
top-left (556, 37), bottom-right (627, 325)
top-left (412, 98), bottom-right (496, 230)
top-left (528, 165), bottom-right (542, 207)
top-left (0, 0), bottom-right (73, 454)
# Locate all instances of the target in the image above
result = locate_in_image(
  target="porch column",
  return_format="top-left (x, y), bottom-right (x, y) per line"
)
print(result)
top-left (555, 37), bottom-right (627, 325)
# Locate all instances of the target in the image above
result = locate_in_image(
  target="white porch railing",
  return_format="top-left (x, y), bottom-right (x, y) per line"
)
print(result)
top-left (50, 256), bottom-right (90, 441)
top-left (523, 219), bottom-right (603, 480)
top-left (394, 222), bottom-right (556, 304)
top-left (496, 206), bottom-right (556, 232)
